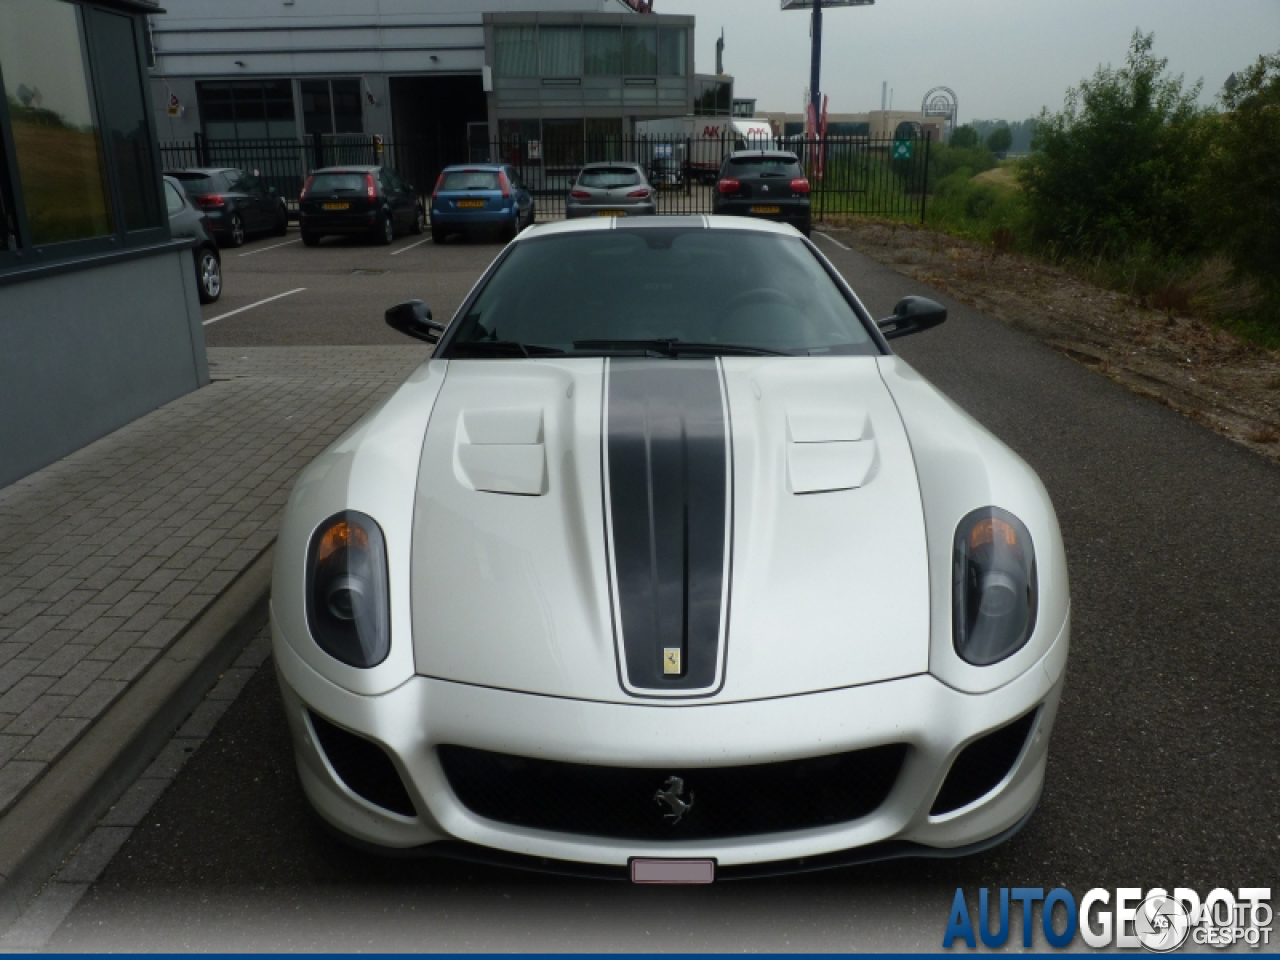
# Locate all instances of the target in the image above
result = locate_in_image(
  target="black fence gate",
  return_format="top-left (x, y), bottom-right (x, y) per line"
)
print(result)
top-left (159, 133), bottom-right (932, 224)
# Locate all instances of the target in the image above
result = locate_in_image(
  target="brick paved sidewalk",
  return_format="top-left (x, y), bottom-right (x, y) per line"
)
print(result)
top-left (0, 346), bottom-right (430, 816)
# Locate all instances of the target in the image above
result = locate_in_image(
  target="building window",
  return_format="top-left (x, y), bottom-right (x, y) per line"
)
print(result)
top-left (0, 0), bottom-right (113, 245)
top-left (695, 78), bottom-right (732, 116)
top-left (657, 27), bottom-right (686, 77)
top-left (585, 117), bottom-right (623, 163)
top-left (198, 80), bottom-right (296, 141)
top-left (301, 78), bottom-right (363, 136)
top-left (622, 26), bottom-right (658, 75)
top-left (89, 10), bottom-right (162, 233)
top-left (584, 27), bottom-right (621, 75)
top-left (495, 26), bottom-right (537, 78)
top-left (540, 27), bottom-right (582, 77)
top-left (542, 118), bottom-right (584, 168)
top-left (0, 136), bottom-right (18, 254)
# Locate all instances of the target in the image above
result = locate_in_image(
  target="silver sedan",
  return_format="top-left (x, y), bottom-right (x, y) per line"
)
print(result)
top-left (565, 163), bottom-right (657, 218)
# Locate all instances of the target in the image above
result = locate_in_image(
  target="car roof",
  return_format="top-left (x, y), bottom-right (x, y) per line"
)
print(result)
top-left (579, 162), bottom-right (643, 170)
top-left (441, 164), bottom-right (507, 172)
top-left (311, 165), bottom-right (381, 173)
top-left (516, 215), bottom-right (801, 242)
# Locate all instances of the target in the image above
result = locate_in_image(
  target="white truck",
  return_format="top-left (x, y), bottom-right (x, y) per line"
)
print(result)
top-left (633, 117), bottom-right (777, 184)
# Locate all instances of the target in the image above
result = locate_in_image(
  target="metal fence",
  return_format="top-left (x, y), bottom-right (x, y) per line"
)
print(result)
top-left (159, 133), bottom-right (932, 223)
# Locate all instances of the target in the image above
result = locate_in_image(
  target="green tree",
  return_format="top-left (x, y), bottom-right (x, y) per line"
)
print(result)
top-left (986, 124), bottom-right (1013, 154)
top-left (1019, 30), bottom-right (1207, 259)
top-left (949, 124), bottom-right (979, 149)
top-left (1203, 51), bottom-right (1280, 291)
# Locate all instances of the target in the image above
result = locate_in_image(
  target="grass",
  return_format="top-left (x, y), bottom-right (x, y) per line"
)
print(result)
top-left (11, 121), bottom-right (113, 243)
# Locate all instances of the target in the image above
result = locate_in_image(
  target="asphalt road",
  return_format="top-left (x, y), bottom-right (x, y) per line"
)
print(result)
top-left (46, 224), bottom-right (1280, 950)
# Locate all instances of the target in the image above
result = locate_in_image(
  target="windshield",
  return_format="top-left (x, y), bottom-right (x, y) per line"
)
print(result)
top-left (442, 170), bottom-right (500, 191)
top-left (446, 229), bottom-right (876, 357)
top-left (169, 172), bottom-right (222, 194)
top-left (578, 168), bottom-right (643, 189)
top-left (308, 172), bottom-right (367, 193)
top-left (725, 156), bottom-right (802, 178)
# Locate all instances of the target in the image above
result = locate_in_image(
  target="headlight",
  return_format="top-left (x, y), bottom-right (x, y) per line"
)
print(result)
top-left (952, 507), bottom-right (1037, 666)
top-left (305, 511), bottom-right (390, 668)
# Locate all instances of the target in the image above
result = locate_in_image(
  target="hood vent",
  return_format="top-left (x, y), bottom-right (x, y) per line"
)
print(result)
top-left (454, 408), bottom-right (547, 496)
top-left (786, 411), bottom-right (878, 494)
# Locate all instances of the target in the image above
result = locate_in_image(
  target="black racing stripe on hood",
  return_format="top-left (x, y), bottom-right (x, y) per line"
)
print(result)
top-left (606, 358), bottom-right (729, 693)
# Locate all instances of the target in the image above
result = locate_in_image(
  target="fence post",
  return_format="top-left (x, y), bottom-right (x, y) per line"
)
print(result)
top-left (685, 137), bottom-right (692, 198)
top-left (311, 132), bottom-right (324, 171)
top-left (193, 131), bottom-right (205, 167)
top-left (920, 135), bottom-right (931, 224)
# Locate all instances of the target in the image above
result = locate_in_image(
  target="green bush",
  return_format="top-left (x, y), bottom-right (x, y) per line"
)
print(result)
top-left (1019, 31), bottom-right (1208, 261)
top-left (925, 168), bottom-right (1030, 246)
top-left (949, 125), bottom-right (980, 149)
top-left (1202, 53), bottom-right (1280, 294)
top-left (928, 144), bottom-right (998, 183)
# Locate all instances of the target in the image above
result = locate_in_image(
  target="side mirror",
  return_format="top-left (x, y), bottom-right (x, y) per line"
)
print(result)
top-left (877, 296), bottom-right (947, 340)
top-left (386, 300), bottom-right (446, 344)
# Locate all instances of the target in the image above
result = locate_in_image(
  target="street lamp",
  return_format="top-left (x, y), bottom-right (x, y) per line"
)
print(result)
top-left (782, 0), bottom-right (874, 129)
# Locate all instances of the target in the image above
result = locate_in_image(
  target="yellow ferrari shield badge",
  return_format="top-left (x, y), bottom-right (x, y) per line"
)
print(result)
top-left (663, 648), bottom-right (681, 675)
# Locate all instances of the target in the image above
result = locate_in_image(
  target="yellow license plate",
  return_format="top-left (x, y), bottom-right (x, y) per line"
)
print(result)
top-left (751, 205), bottom-right (781, 214)
top-left (598, 210), bottom-right (625, 217)
top-left (322, 202), bottom-right (349, 211)
top-left (458, 200), bottom-right (486, 209)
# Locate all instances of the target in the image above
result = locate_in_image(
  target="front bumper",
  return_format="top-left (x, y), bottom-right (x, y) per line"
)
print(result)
top-left (273, 613), bottom-right (1067, 872)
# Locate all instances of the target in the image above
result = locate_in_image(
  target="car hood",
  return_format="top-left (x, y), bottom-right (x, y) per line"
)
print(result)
top-left (410, 357), bottom-right (930, 704)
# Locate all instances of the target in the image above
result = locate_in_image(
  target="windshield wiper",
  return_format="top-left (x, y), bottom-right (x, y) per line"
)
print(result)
top-left (450, 340), bottom-right (565, 358)
top-left (573, 339), bottom-right (793, 358)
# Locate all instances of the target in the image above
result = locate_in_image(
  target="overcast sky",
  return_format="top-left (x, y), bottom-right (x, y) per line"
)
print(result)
top-left (657, 0), bottom-right (1280, 121)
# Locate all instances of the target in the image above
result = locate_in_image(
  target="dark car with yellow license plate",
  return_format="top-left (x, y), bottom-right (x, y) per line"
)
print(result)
top-left (713, 151), bottom-right (811, 237)
top-left (298, 165), bottom-right (424, 246)
top-left (165, 167), bottom-right (289, 249)
top-left (565, 163), bottom-right (656, 219)
top-left (429, 164), bottom-right (535, 243)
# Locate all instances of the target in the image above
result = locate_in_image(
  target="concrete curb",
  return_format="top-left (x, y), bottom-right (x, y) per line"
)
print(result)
top-left (0, 546), bottom-right (275, 924)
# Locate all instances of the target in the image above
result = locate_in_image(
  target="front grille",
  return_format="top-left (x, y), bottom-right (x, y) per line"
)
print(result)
top-left (930, 710), bottom-right (1038, 816)
top-left (438, 743), bottom-right (908, 841)
top-left (309, 710), bottom-right (417, 818)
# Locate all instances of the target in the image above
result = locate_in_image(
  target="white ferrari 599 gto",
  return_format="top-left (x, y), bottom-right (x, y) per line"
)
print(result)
top-left (271, 216), bottom-right (1069, 881)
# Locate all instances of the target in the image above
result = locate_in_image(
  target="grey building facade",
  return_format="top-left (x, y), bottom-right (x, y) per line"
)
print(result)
top-left (1, 0), bottom-right (208, 488)
top-left (147, 0), bottom-right (696, 168)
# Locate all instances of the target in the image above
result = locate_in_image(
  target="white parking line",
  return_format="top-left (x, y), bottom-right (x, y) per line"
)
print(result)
top-left (237, 238), bottom-right (301, 257)
top-left (390, 237), bottom-right (433, 256)
top-left (203, 288), bottom-right (306, 326)
top-left (814, 231), bottom-right (851, 251)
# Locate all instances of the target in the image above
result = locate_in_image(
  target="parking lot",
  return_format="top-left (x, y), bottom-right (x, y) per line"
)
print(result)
top-left (199, 226), bottom-right (504, 348)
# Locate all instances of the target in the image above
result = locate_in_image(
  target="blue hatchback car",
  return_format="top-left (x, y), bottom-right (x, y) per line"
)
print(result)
top-left (430, 164), bottom-right (536, 243)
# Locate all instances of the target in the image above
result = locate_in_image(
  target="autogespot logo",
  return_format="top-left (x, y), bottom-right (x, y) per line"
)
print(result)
top-left (943, 886), bottom-right (1273, 951)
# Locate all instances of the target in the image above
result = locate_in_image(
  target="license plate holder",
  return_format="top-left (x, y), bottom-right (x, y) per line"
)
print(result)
top-left (458, 200), bottom-right (486, 209)
top-left (630, 858), bottom-right (715, 884)
top-left (598, 210), bottom-right (625, 217)
top-left (322, 202), bottom-right (350, 211)
top-left (751, 205), bottom-right (781, 215)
